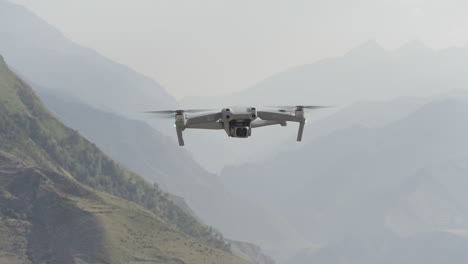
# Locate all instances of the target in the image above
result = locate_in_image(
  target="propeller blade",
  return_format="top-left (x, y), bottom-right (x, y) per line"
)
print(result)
top-left (144, 108), bottom-right (215, 115)
top-left (302, 105), bottom-right (332, 109)
top-left (155, 115), bottom-right (176, 119)
top-left (144, 112), bottom-right (175, 119)
top-left (184, 109), bottom-right (215, 114)
top-left (145, 110), bottom-right (178, 114)
top-left (267, 105), bottom-right (332, 112)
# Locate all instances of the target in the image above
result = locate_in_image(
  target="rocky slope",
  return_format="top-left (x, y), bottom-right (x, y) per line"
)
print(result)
top-left (0, 55), bottom-right (246, 264)
top-left (35, 88), bottom-right (300, 260)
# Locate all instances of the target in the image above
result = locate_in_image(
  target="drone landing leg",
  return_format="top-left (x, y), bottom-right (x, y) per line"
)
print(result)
top-left (297, 121), bottom-right (305, 142)
top-left (176, 129), bottom-right (185, 146)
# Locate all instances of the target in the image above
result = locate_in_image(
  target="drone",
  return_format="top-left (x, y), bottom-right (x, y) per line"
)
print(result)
top-left (146, 105), bottom-right (328, 146)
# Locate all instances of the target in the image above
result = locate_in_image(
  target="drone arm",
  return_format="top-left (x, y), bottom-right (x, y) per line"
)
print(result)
top-left (257, 111), bottom-right (303, 122)
top-left (251, 119), bottom-right (287, 128)
top-left (186, 122), bottom-right (224, 130)
top-left (257, 111), bottom-right (306, 141)
top-left (185, 113), bottom-right (222, 127)
top-left (176, 128), bottom-right (185, 146)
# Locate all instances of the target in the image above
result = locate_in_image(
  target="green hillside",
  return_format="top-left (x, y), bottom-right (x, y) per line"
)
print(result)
top-left (0, 55), bottom-right (246, 264)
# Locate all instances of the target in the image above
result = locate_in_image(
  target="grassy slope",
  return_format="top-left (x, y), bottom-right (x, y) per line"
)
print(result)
top-left (0, 56), bottom-right (246, 264)
top-left (0, 152), bottom-right (245, 264)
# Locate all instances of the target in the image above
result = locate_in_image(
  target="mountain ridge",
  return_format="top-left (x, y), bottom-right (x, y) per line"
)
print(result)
top-left (0, 0), bottom-right (178, 123)
top-left (35, 87), bottom-right (298, 261)
top-left (0, 54), bottom-right (248, 263)
top-left (221, 99), bottom-right (468, 244)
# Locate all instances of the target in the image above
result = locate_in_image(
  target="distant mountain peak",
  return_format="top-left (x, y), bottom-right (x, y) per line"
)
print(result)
top-left (345, 40), bottom-right (386, 57)
top-left (395, 40), bottom-right (432, 54)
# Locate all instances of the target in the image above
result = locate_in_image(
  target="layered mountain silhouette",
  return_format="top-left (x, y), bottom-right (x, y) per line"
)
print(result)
top-left (222, 99), bottom-right (468, 242)
top-left (287, 231), bottom-right (468, 264)
top-left (183, 40), bottom-right (468, 107)
top-left (0, 55), bottom-right (247, 264)
top-left (0, 1), bottom-right (292, 260)
top-left (220, 98), bottom-right (468, 263)
top-left (180, 39), bottom-right (468, 171)
top-left (36, 88), bottom-right (301, 260)
top-left (0, 0), bottom-right (177, 123)
top-left (6, 1), bottom-right (468, 262)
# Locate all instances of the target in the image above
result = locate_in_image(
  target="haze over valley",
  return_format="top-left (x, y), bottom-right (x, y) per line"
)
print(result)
top-left (2, 1), bottom-right (468, 263)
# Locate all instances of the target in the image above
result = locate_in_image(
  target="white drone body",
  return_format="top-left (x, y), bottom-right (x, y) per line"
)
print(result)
top-left (147, 105), bottom-right (326, 146)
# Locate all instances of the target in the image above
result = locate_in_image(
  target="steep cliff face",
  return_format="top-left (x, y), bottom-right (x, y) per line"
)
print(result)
top-left (0, 56), bottom-right (246, 264)
top-left (0, 152), bottom-right (247, 264)
top-left (36, 89), bottom-right (302, 259)
top-left (0, 1), bottom-right (296, 258)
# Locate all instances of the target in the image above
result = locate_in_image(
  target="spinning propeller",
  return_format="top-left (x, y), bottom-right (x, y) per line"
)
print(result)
top-left (267, 105), bottom-right (332, 112)
top-left (145, 109), bottom-right (214, 118)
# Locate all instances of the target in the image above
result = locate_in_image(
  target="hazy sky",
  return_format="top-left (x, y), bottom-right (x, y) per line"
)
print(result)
top-left (9, 0), bottom-right (468, 98)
